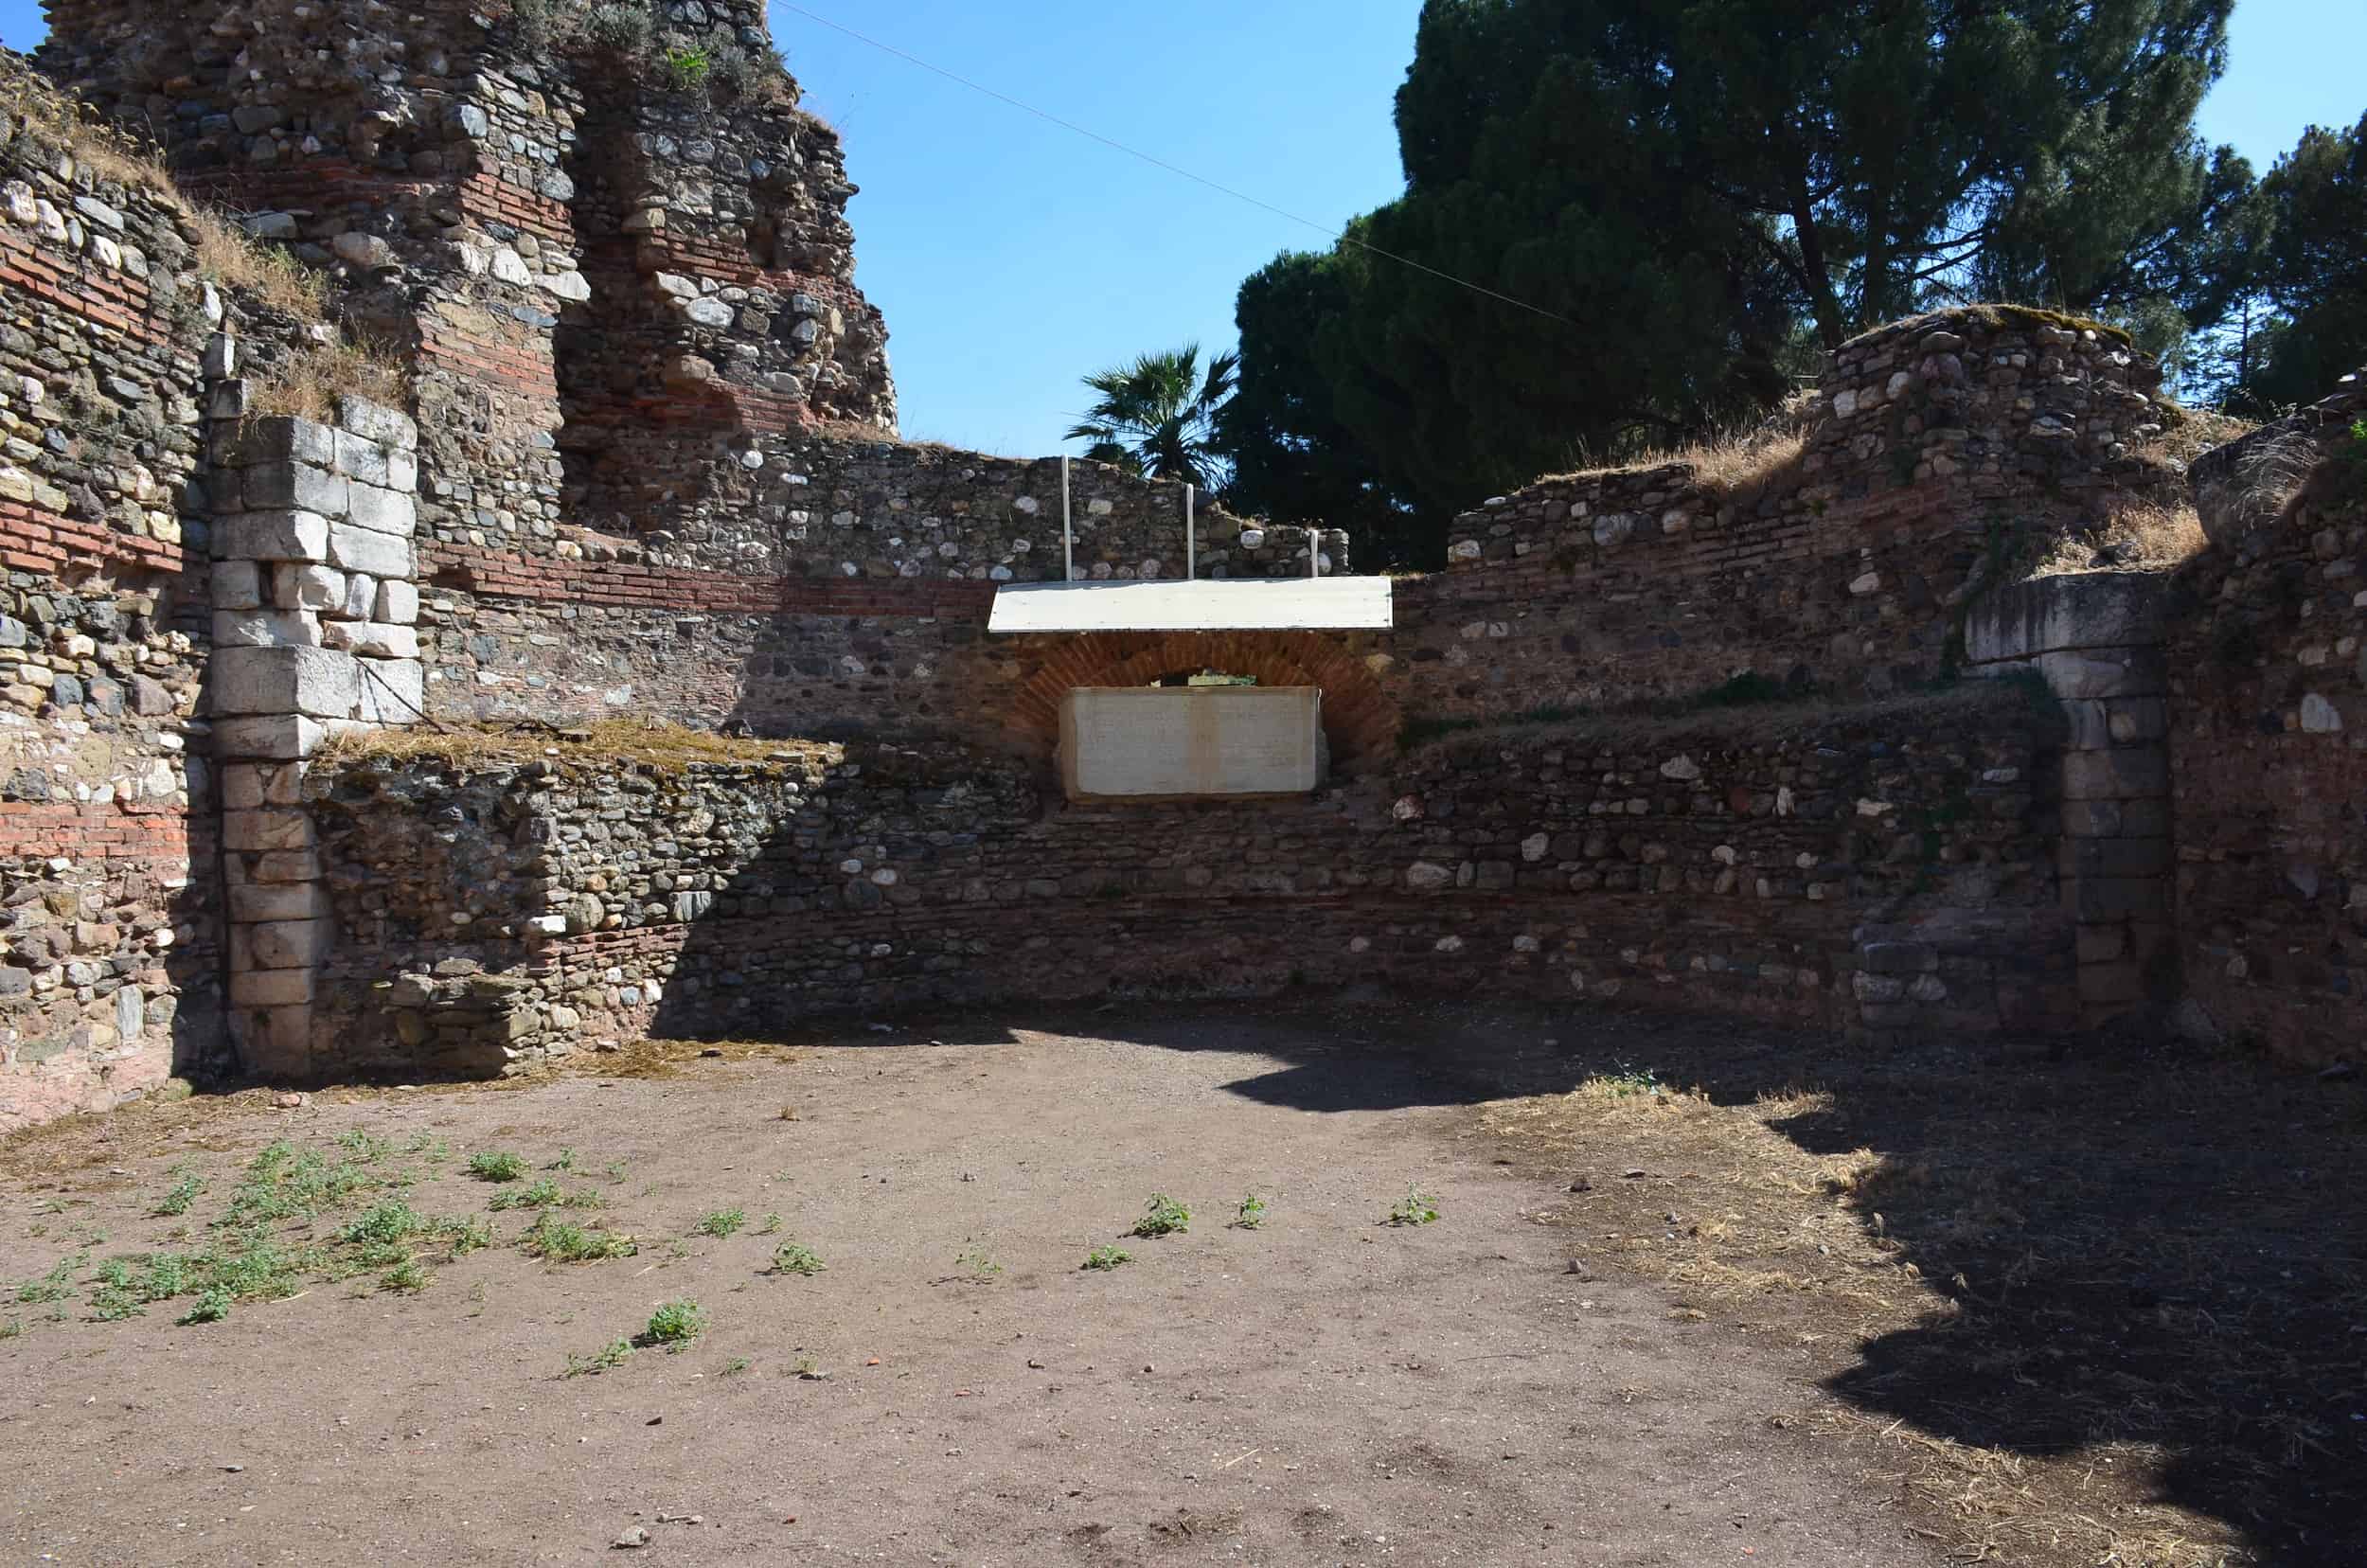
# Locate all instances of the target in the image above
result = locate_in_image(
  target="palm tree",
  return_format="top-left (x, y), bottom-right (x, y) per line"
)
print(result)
top-left (1063, 344), bottom-right (1239, 491)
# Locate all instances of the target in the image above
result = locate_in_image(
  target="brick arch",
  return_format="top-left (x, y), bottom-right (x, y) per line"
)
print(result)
top-left (1007, 632), bottom-right (1400, 769)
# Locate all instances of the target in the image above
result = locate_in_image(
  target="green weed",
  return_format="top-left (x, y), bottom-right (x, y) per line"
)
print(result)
top-left (1591, 1065), bottom-right (1663, 1098)
top-left (180, 1287), bottom-right (231, 1325)
top-left (1387, 1187), bottom-right (1440, 1227)
top-left (14, 1253), bottom-right (84, 1305)
top-left (563, 1338), bottom-right (634, 1378)
top-left (339, 1200), bottom-right (425, 1247)
top-left (1130, 1194), bottom-right (1190, 1238)
top-left (488, 1178), bottom-right (570, 1211)
top-left (435, 1216), bottom-right (495, 1256)
top-left (220, 1141), bottom-right (374, 1225)
top-left (658, 45), bottom-right (712, 92)
top-left (1233, 1194), bottom-right (1269, 1230)
top-left (768, 1242), bottom-right (825, 1276)
top-left (694, 1208), bottom-right (746, 1239)
top-left (639, 1299), bottom-right (706, 1349)
top-left (523, 1213), bottom-right (637, 1262)
top-left (154, 1175), bottom-right (205, 1217)
top-left (1081, 1245), bottom-right (1132, 1272)
top-left (382, 1259), bottom-right (433, 1293)
top-left (721, 1355), bottom-right (753, 1376)
top-left (465, 1151), bottom-right (526, 1183)
top-left (954, 1242), bottom-right (1002, 1280)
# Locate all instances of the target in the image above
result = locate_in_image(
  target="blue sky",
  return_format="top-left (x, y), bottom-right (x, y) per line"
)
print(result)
top-left (3, 1), bottom-right (2360, 455)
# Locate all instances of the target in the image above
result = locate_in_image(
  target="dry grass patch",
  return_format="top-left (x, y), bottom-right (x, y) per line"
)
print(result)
top-left (2225, 427), bottom-right (2328, 529)
top-left (3, 55), bottom-right (328, 320)
top-left (187, 207), bottom-right (325, 317)
top-left (1555, 390), bottom-right (1819, 499)
top-left (0, 53), bottom-right (171, 197)
top-left (2141, 407), bottom-right (2258, 471)
top-left (245, 333), bottom-right (409, 422)
top-left (2028, 498), bottom-right (2209, 578)
top-left (316, 717), bottom-right (840, 775)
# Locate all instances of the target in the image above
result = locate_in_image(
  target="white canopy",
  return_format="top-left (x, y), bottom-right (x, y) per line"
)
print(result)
top-left (987, 576), bottom-right (1394, 634)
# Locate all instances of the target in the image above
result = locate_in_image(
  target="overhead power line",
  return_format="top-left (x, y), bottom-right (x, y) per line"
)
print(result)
top-left (774, 3), bottom-right (1579, 330)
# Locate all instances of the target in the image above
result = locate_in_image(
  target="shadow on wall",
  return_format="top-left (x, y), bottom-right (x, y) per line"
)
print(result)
top-left (967, 996), bottom-right (2364, 1566)
top-left (1, 545), bottom-right (229, 1131)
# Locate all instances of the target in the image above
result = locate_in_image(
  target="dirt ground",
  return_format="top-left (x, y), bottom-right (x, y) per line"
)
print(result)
top-left (2, 1001), bottom-right (2359, 1567)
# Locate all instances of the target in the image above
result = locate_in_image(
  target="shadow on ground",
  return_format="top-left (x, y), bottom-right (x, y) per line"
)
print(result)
top-left (918, 993), bottom-right (2366, 1566)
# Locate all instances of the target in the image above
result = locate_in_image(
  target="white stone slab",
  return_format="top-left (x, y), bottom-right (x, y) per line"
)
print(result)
top-left (990, 576), bottom-right (1393, 634)
top-left (1060, 686), bottom-right (1322, 799)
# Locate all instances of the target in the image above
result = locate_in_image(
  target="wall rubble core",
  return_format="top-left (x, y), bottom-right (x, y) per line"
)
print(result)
top-left (1, 76), bottom-right (223, 1131)
top-left (303, 684), bottom-right (2071, 1078)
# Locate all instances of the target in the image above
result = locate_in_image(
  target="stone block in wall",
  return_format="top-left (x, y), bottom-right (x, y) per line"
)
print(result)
top-left (221, 761), bottom-right (305, 810)
top-left (211, 645), bottom-right (362, 718)
top-left (376, 581), bottom-right (419, 625)
top-left (270, 563), bottom-right (346, 612)
top-left (2061, 836), bottom-right (2173, 879)
top-left (215, 560), bottom-right (262, 610)
top-left (334, 431), bottom-right (410, 487)
top-left (2060, 744), bottom-right (2169, 801)
top-left (238, 1007), bottom-right (311, 1079)
top-left (2063, 797), bottom-right (2173, 838)
top-left (215, 608), bottom-right (327, 650)
top-left (229, 849), bottom-right (322, 884)
top-left (242, 918), bottom-right (329, 971)
top-left (244, 463), bottom-right (348, 516)
top-left (227, 884), bottom-right (331, 923)
top-left (236, 417), bottom-right (338, 471)
top-left (354, 660), bottom-right (426, 725)
top-left (229, 969), bottom-right (315, 1008)
top-left (2064, 875), bottom-right (2170, 922)
top-left (328, 523), bottom-right (411, 579)
top-left (346, 484), bottom-right (416, 538)
top-left (2033, 647), bottom-right (2167, 701)
top-left (321, 621), bottom-right (420, 659)
top-left (211, 715), bottom-right (329, 760)
top-left (336, 396), bottom-right (418, 452)
top-left (1967, 570), bottom-right (2166, 663)
top-left (2077, 960), bottom-right (2149, 1007)
top-left (216, 509), bottom-right (331, 563)
top-left (222, 809), bottom-right (318, 854)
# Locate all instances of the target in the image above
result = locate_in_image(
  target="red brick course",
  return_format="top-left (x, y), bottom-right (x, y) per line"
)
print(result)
top-left (0, 499), bottom-right (189, 576)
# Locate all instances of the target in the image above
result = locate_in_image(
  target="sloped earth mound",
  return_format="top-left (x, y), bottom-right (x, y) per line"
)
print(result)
top-left (2, 1000), bottom-right (2358, 1566)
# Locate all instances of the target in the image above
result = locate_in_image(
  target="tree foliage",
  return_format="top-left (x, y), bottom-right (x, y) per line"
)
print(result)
top-left (2236, 113), bottom-right (2367, 411)
top-left (1063, 345), bottom-right (1238, 491)
top-left (1222, 0), bottom-right (2250, 566)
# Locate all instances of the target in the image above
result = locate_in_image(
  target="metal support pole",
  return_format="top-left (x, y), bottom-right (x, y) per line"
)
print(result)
top-left (1184, 484), bottom-right (1196, 579)
top-left (1308, 526), bottom-right (1321, 579)
top-left (1061, 456), bottom-right (1074, 582)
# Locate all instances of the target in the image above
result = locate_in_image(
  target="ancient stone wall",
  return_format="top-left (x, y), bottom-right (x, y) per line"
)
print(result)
top-left (2166, 371), bottom-right (2367, 1064)
top-left (0, 86), bottom-right (225, 1129)
top-left (1426, 308), bottom-right (2175, 724)
top-left (301, 684), bottom-right (2070, 1077)
top-left (14, 0), bottom-right (2326, 1124)
top-left (37, 0), bottom-right (899, 557)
